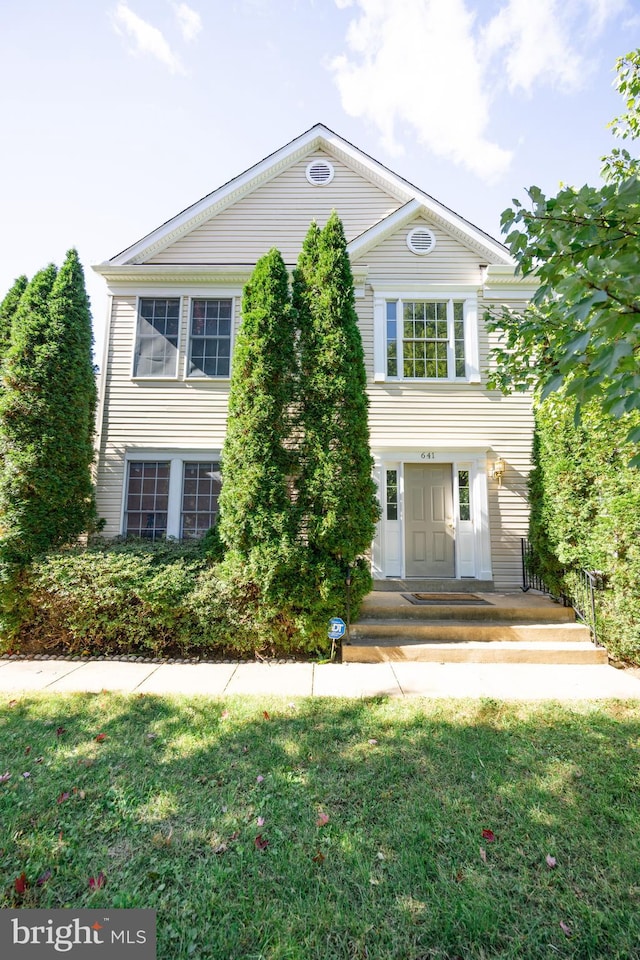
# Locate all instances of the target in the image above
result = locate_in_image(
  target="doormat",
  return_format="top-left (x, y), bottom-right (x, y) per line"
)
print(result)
top-left (402, 593), bottom-right (489, 605)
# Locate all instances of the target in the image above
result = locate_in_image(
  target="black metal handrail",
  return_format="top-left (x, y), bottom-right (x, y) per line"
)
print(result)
top-left (521, 539), bottom-right (604, 647)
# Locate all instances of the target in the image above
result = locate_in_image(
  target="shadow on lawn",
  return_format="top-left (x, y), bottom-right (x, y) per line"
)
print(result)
top-left (1, 694), bottom-right (639, 960)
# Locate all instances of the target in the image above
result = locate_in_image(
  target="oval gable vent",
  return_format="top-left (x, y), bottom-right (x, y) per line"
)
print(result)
top-left (407, 226), bottom-right (436, 255)
top-left (306, 159), bottom-right (335, 186)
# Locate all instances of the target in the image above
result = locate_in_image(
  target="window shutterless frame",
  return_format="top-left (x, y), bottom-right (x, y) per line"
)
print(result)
top-left (185, 297), bottom-right (234, 379)
top-left (132, 296), bottom-right (182, 379)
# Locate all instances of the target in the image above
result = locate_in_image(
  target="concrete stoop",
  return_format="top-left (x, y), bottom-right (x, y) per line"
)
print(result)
top-left (343, 591), bottom-right (607, 665)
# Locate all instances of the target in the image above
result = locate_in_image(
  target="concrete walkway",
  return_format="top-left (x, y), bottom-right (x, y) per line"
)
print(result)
top-left (1, 657), bottom-right (640, 700)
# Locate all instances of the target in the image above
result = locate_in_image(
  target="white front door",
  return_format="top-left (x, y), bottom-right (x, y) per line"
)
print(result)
top-left (404, 463), bottom-right (455, 577)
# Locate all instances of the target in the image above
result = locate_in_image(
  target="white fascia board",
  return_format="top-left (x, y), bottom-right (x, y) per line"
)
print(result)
top-left (99, 121), bottom-right (513, 269)
top-left (104, 125), bottom-right (333, 267)
top-left (347, 201), bottom-right (422, 259)
top-left (482, 264), bottom-right (539, 300)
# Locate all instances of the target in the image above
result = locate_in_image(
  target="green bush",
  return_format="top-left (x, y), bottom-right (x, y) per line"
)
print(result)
top-left (9, 538), bottom-right (365, 659)
top-left (529, 397), bottom-right (640, 663)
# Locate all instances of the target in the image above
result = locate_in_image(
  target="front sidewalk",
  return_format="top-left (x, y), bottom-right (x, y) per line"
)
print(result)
top-left (1, 657), bottom-right (640, 700)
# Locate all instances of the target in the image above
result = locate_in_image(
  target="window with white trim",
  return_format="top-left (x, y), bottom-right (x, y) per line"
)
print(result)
top-left (124, 456), bottom-right (221, 541)
top-left (385, 299), bottom-right (468, 380)
top-left (187, 299), bottom-right (232, 378)
top-left (181, 461), bottom-right (221, 538)
top-left (134, 298), bottom-right (180, 378)
top-left (125, 461), bottom-right (170, 539)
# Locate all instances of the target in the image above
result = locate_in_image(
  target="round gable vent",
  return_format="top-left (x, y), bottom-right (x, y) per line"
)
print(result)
top-left (306, 159), bottom-right (335, 186)
top-left (407, 226), bottom-right (436, 255)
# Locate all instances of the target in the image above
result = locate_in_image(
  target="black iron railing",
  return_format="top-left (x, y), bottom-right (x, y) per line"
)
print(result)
top-left (521, 539), bottom-right (604, 646)
top-left (569, 569), bottom-right (606, 647)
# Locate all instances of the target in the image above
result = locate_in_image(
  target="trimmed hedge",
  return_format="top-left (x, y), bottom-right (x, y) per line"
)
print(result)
top-left (529, 397), bottom-right (640, 663)
top-left (10, 539), bottom-right (358, 659)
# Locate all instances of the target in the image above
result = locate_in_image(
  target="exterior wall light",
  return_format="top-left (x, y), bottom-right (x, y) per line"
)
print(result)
top-left (489, 457), bottom-right (506, 486)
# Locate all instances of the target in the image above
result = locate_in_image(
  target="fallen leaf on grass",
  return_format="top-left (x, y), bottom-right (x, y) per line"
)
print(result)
top-left (8, 699), bottom-right (18, 708)
top-left (57, 792), bottom-right (70, 804)
top-left (212, 843), bottom-right (227, 855)
top-left (254, 834), bottom-right (269, 851)
top-left (257, 816), bottom-right (265, 827)
top-left (78, 759), bottom-right (94, 768)
top-left (95, 733), bottom-right (107, 743)
top-left (312, 850), bottom-right (325, 864)
top-left (35, 757), bottom-right (43, 764)
top-left (481, 829), bottom-right (496, 842)
top-left (0, 772), bottom-right (12, 784)
top-left (560, 921), bottom-right (572, 937)
top-left (220, 710), bottom-right (230, 721)
top-left (263, 711), bottom-right (271, 721)
top-left (56, 727), bottom-right (66, 738)
top-left (256, 775), bottom-right (264, 783)
top-left (455, 870), bottom-right (464, 883)
top-left (368, 739), bottom-right (378, 746)
top-left (22, 772), bottom-right (30, 779)
top-left (316, 811), bottom-right (330, 827)
top-left (479, 847), bottom-right (487, 863)
top-left (546, 855), bottom-right (557, 869)
top-left (36, 869), bottom-right (52, 887)
top-left (25, 746), bottom-right (31, 756)
top-left (14, 872), bottom-right (27, 894)
top-left (89, 872), bottom-right (106, 891)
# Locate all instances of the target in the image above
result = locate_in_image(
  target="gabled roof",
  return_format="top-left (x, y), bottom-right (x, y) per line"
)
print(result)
top-left (101, 123), bottom-right (513, 268)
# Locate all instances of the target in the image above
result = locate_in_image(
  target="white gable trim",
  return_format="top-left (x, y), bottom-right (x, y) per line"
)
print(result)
top-left (101, 123), bottom-right (512, 269)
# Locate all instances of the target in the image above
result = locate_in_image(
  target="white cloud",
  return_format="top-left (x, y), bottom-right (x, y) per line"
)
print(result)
top-left (112, 2), bottom-right (185, 74)
top-left (330, 0), bottom-right (628, 183)
top-left (330, 0), bottom-right (513, 183)
top-left (173, 3), bottom-right (202, 42)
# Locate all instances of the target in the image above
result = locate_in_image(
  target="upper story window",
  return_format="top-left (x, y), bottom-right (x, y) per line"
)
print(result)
top-left (187, 299), bottom-right (232, 378)
top-left (383, 298), bottom-right (474, 381)
top-left (134, 298), bottom-right (180, 378)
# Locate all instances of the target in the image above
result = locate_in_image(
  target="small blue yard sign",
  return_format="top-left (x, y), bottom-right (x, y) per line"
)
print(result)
top-left (328, 617), bottom-right (347, 640)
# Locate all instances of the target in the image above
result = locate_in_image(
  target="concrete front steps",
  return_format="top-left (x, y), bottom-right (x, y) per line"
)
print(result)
top-left (343, 589), bottom-right (607, 665)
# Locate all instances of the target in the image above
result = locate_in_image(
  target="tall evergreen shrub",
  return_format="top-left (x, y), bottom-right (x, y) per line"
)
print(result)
top-left (0, 249), bottom-right (98, 574)
top-left (293, 211), bottom-right (380, 575)
top-left (528, 396), bottom-right (640, 662)
top-left (218, 248), bottom-right (297, 588)
top-left (0, 275), bottom-right (28, 363)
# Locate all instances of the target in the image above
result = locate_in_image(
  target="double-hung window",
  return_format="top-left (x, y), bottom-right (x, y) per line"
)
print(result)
top-left (385, 299), bottom-right (468, 380)
top-left (187, 298), bottom-right (232, 378)
top-left (124, 456), bottom-right (221, 541)
top-left (134, 298), bottom-right (180, 378)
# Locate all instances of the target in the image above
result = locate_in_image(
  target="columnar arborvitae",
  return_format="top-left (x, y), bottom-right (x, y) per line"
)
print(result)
top-left (0, 250), bottom-right (97, 573)
top-left (0, 275), bottom-right (28, 364)
top-left (293, 211), bottom-right (379, 568)
top-left (218, 248), bottom-right (297, 581)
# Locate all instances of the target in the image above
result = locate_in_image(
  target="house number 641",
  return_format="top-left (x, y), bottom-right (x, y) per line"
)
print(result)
top-left (421, 452), bottom-right (436, 460)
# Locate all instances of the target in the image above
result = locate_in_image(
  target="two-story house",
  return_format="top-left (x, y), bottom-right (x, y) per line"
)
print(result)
top-left (93, 124), bottom-right (536, 590)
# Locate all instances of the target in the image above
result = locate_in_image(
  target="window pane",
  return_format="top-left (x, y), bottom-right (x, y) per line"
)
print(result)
top-left (181, 461), bottom-right (221, 539)
top-left (135, 300), bottom-right (180, 377)
top-left (458, 470), bottom-right (471, 521)
top-left (386, 469), bottom-right (398, 521)
top-left (125, 461), bottom-right (170, 540)
top-left (189, 300), bottom-right (232, 377)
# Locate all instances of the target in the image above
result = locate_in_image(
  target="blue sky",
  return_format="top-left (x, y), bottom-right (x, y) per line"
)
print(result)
top-left (1, 0), bottom-right (638, 357)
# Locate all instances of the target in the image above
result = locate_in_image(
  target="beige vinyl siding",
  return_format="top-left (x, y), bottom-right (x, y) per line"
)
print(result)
top-left (148, 152), bottom-right (402, 265)
top-left (96, 295), bottom-right (239, 535)
top-left (358, 283), bottom-right (533, 590)
top-left (356, 217), bottom-right (483, 283)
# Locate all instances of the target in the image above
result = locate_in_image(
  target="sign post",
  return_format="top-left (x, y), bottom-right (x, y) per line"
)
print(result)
top-left (327, 617), bottom-right (346, 660)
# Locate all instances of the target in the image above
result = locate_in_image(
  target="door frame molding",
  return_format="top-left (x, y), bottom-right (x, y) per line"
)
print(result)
top-left (372, 447), bottom-right (492, 580)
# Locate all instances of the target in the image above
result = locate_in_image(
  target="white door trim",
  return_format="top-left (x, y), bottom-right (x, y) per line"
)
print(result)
top-left (372, 448), bottom-right (492, 580)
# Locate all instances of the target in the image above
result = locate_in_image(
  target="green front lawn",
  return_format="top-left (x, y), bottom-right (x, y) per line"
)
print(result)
top-left (1, 694), bottom-right (639, 959)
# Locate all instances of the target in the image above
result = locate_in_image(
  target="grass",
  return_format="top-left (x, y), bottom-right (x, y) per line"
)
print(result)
top-left (1, 693), bottom-right (640, 959)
